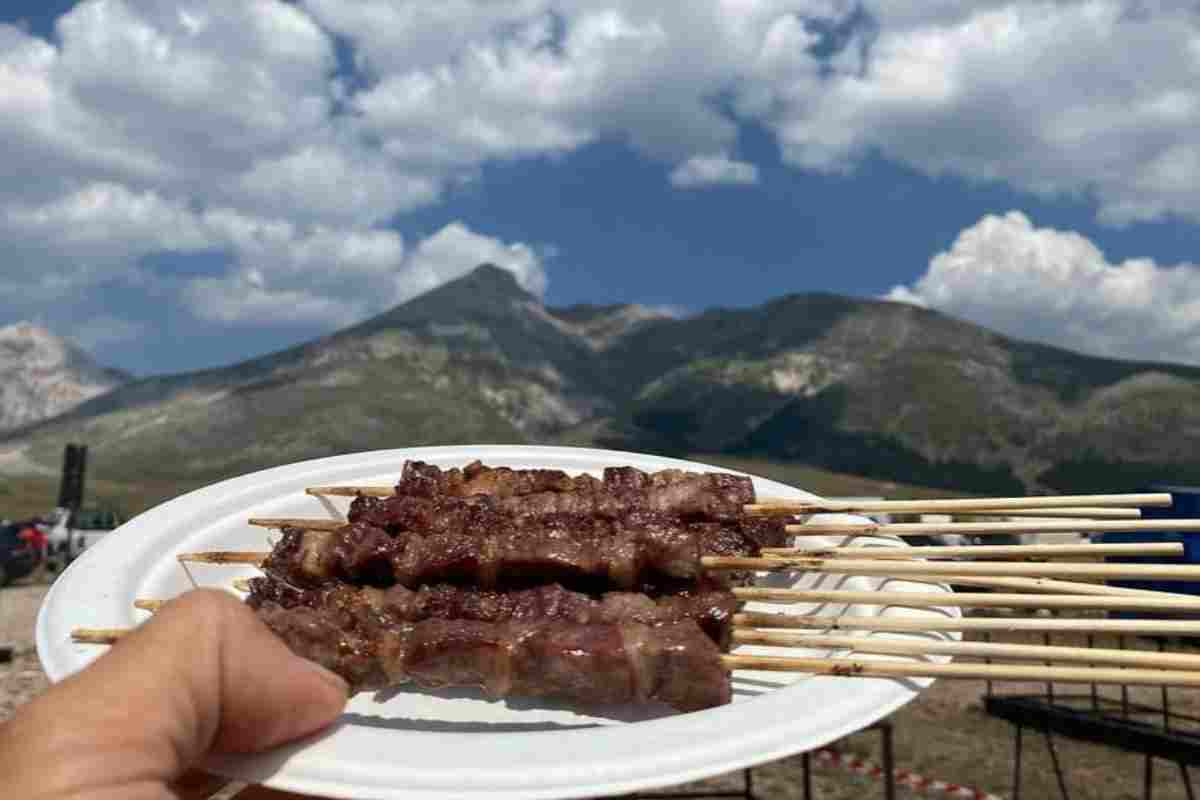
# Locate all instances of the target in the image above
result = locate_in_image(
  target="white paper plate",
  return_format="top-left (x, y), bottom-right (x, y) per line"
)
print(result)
top-left (37, 445), bottom-right (959, 800)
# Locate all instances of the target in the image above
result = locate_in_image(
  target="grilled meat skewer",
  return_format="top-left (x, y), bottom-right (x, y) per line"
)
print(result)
top-left (255, 599), bottom-right (731, 712)
top-left (378, 460), bottom-right (756, 521)
top-left (345, 497), bottom-right (787, 554)
top-left (245, 576), bottom-right (739, 648)
top-left (263, 518), bottom-right (786, 591)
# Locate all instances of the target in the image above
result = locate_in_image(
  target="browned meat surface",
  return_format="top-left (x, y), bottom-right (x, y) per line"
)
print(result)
top-left (345, 495), bottom-right (788, 561)
top-left (245, 578), bottom-right (738, 648)
top-left (261, 516), bottom-right (786, 592)
top-left (255, 602), bottom-right (731, 712)
top-left (395, 460), bottom-right (598, 498)
top-left (384, 460), bottom-right (755, 521)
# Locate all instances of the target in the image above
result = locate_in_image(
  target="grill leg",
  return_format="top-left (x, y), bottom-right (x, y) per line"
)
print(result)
top-left (802, 752), bottom-right (812, 800)
top-left (1012, 724), bottom-right (1024, 800)
top-left (743, 767), bottom-right (754, 800)
top-left (1042, 729), bottom-right (1070, 800)
top-left (1182, 763), bottom-right (1195, 800)
top-left (1145, 754), bottom-right (1154, 800)
top-left (880, 723), bottom-right (896, 800)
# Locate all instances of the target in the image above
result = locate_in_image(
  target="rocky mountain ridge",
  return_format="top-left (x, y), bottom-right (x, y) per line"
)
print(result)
top-left (5, 264), bottom-right (1200, 494)
top-left (0, 322), bottom-right (129, 434)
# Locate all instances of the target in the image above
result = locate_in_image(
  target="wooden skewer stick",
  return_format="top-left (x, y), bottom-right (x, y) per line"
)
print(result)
top-left (249, 517), bottom-right (342, 530)
top-left (178, 552), bottom-right (266, 565)
top-left (951, 507), bottom-right (1142, 519)
top-left (747, 492), bottom-right (1173, 515)
top-left (950, 507), bottom-right (1141, 519)
top-left (70, 628), bottom-right (130, 643)
top-left (64, 626), bottom-right (1200, 688)
top-left (712, 555), bottom-right (1200, 581)
top-left (239, 563), bottom-right (1197, 599)
top-left (732, 632), bottom-right (1200, 671)
top-left (305, 488), bottom-right (1172, 512)
top-left (226, 561), bottom-right (1200, 597)
top-left (116, 597), bottom-right (1200, 671)
top-left (236, 569), bottom-right (1192, 600)
top-left (913, 574), bottom-right (1199, 599)
top-left (304, 485), bottom-right (1165, 515)
top-left (763, 543), bottom-right (1184, 560)
top-left (787, 519), bottom-right (1200, 536)
top-left (722, 654), bottom-right (1200, 687)
top-left (734, 612), bottom-right (1200, 635)
top-left (306, 486), bottom-right (392, 497)
top-left (243, 526), bottom-right (1185, 560)
top-left (732, 588), bottom-right (1200, 612)
top-left (178, 550), bottom-right (1200, 580)
top-left (301, 485), bottom-right (1146, 520)
top-left (248, 520), bottom-right (1184, 561)
top-left (137, 589), bottom-right (1200, 615)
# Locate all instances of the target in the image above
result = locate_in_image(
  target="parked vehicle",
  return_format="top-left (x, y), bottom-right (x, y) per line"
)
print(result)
top-left (42, 506), bottom-right (123, 571)
top-left (0, 521), bottom-right (40, 587)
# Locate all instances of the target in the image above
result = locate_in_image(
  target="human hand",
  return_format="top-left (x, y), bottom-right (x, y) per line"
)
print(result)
top-left (0, 589), bottom-right (348, 799)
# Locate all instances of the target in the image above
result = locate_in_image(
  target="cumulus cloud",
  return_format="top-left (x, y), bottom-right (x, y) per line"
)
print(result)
top-left (185, 269), bottom-right (370, 326)
top-left (750, 2), bottom-right (1200, 224)
top-left (669, 153), bottom-right (760, 188)
top-left (182, 221), bottom-right (547, 324)
top-left (395, 222), bottom-right (549, 304)
top-left (887, 211), bottom-right (1200, 365)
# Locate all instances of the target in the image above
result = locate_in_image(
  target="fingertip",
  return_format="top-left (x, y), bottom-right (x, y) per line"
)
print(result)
top-left (297, 656), bottom-right (352, 700)
top-left (286, 658), bottom-right (350, 743)
top-left (220, 660), bottom-right (347, 753)
top-left (215, 613), bottom-right (350, 753)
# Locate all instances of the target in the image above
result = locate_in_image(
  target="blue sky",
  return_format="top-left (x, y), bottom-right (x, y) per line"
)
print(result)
top-left (3, 2), bottom-right (1200, 375)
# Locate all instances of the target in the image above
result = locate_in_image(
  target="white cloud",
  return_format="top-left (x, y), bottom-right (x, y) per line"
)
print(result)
top-left (888, 211), bottom-right (1200, 365)
top-left (312, 3), bottom-right (815, 164)
top-left (180, 220), bottom-right (547, 324)
top-left (395, 222), bottom-right (549, 304)
top-left (752, 2), bottom-right (1200, 224)
top-left (185, 269), bottom-right (370, 326)
top-left (670, 153), bottom-right (760, 188)
top-left (4, 0), bottom-right (1200, 372)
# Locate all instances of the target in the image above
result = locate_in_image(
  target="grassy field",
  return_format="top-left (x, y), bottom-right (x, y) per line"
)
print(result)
top-left (0, 473), bottom-right (207, 523)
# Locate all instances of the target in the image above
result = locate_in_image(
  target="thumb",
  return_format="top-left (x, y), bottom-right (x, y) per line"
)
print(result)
top-left (113, 588), bottom-right (349, 761)
top-left (12, 589), bottom-right (348, 792)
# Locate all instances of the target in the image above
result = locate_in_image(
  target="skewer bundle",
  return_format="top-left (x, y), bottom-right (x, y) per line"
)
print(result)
top-left (72, 460), bottom-right (1200, 713)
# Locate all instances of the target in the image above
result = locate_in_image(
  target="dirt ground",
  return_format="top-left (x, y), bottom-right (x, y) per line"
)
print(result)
top-left (5, 577), bottom-right (1200, 800)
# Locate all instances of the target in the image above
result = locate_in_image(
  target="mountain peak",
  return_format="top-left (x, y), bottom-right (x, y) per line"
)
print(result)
top-left (441, 262), bottom-right (533, 299)
top-left (1, 320), bottom-right (57, 347)
top-left (346, 263), bottom-right (539, 340)
top-left (0, 321), bottom-right (129, 433)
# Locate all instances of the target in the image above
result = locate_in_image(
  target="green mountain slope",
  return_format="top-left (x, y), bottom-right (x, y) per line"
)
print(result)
top-left (600, 295), bottom-right (1200, 493)
top-left (1, 266), bottom-right (602, 483)
top-left (7, 266), bottom-right (1200, 493)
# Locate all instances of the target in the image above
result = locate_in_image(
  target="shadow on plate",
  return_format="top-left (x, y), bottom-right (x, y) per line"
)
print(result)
top-left (341, 713), bottom-right (604, 733)
top-left (340, 684), bottom-right (689, 731)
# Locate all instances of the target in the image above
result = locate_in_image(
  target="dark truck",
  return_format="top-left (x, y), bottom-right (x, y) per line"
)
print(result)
top-left (0, 521), bottom-right (40, 587)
